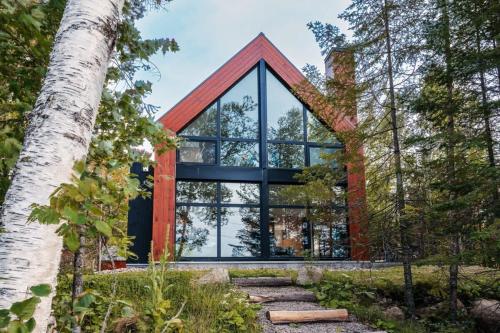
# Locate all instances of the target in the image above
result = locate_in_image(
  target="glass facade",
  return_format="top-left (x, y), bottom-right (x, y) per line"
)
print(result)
top-left (175, 62), bottom-right (348, 260)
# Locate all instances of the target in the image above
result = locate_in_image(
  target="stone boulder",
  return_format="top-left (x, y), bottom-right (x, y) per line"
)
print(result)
top-left (197, 268), bottom-right (230, 285)
top-left (296, 266), bottom-right (323, 286)
top-left (470, 299), bottom-right (500, 333)
top-left (416, 299), bottom-right (465, 318)
top-left (384, 306), bottom-right (405, 321)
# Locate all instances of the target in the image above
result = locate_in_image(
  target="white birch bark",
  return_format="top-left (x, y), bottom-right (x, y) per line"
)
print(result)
top-left (0, 0), bottom-right (124, 331)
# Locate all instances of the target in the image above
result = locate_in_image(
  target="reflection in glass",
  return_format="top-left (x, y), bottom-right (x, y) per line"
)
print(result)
top-left (269, 208), bottom-right (306, 256)
top-left (175, 206), bottom-right (217, 257)
top-left (221, 141), bottom-right (259, 167)
top-left (220, 207), bottom-right (260, 257)
top-left (266, 70), bottom-right (304, 141)
top-left (221, 183), bottom-right (260, 204)
top-left (313, 223), bottom-right (348, 258)
top-left (180, 103), bottom-right (217, 137)
top-left (176, 181), bottom-right (217, 204)
top-left (269, 184), bottom-right (306, 206)
top-left (267, 143), bottom-right (304, 168)
top-left (221, 69), bottom-right (259, 139)
top-left (307, 110), bottom-right (338, 144)
top-left (309, 147), bottom-right (339, 167)
top-left (178, 140), bottom-right (216, 164)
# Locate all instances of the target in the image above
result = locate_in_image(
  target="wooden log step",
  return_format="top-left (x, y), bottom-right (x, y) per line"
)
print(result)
top-left (266, 309), bottom-right (349, 324)
top-left (232, 276), bottom-right (293, 287)
top-left (248, 291), bottom-right (317, 303)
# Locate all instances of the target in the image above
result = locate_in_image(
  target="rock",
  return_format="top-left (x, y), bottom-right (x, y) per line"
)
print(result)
top-left (384, 306), bottom-right (405, 321)
top-left (470, 299), bottom-right (500, 333)
top-left (197, 268), bottom-right (230, 284)
top-left (416, 299), bottom-right (466, 318)
top-left (296, 266), bottom-right (323, 286)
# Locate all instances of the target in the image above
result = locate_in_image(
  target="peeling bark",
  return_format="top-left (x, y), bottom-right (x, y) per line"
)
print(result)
top-left (0, 0), bottom-right (124, 331)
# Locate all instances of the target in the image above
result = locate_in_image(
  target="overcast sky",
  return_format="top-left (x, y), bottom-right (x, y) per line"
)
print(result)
top-left (137, 0), bottom-right (351, 118)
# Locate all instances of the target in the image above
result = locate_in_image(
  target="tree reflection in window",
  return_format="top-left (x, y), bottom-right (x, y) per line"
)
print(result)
top-left (175, 181), bottom-right (217, 257)
top-left (176, 181), bottom-right (217, 203)
top-left (306, 109), bottom-right (338, 144)
top-left (266, 69), bottom-right (304, 141)
top-left (175, 206), bottom-right (217, 257)
top-left (221, 141), bottom-right (259, 167)
top-left (220, 69), bottom-right (259, 139)
top-left (267, 144), bottom-right (304, 168)
top-left (180, 103), bottom-right (217, 137)
top-left (220, 183), bottom-right (260, 257)
top-left (221, 207), bottom-right (260, 257)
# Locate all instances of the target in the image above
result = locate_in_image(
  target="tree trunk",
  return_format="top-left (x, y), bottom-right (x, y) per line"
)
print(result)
top-left (382, 0), bottom-right (415, 318)
top-left (475, 25), bottom-right (499, 215)
top-left (71, 232), bottom-right (85, 333)
top-left (439, 0), bottom-right (459, 323)
top-left (232, 277), bottom-right (293, 287)
top-left (266, 309), bottom-right (348, 324)
top-left (0, 0), bottom-right (124, 330)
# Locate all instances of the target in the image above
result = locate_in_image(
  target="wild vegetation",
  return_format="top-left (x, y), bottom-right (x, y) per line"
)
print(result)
top-left (0, 0), bottom-right (498, 332)
top-left (302, 0), bottom-right (499, 326)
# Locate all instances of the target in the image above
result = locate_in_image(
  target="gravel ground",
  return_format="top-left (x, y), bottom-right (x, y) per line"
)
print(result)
top-left (240, 286), bottom-right (380, 333)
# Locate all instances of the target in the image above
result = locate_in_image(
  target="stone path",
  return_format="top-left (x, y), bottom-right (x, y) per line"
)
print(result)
top-left (237, 285), bottom-right (380, 333)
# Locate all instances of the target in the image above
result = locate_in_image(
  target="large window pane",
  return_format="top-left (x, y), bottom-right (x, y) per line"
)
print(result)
top-left (221, 183), bottom-right (260, 204)
top-left (221, 68), bottom-right (259, 139)
top-left (176, 181), bottom-right (217, 204)
top-left (269, 208), bottom-right (307, 257)
top-left (220, 207), bottom-right (260, 257)
top-left (267, 143), bottom-right (304, 168)
top-left (178, 140), bottom-right (216, 164)
top-left (269, 184), bottom-right (307, 206)
top-left (221, 141), bottom-right (259, 167)
top-left (175, 206), bottom-right (217, 257)
top-left (266, 70), bottom-right (304, 141)
top-left (309, 147), bottom-right (340, 167)
top-left (307, 110), bottom-right (338, 144)
top-left (180, 103), bottom-right (217, 137)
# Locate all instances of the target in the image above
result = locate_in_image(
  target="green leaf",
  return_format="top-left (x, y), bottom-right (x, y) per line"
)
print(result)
top-left (74, 293), bottom-right (95, 313)
top-left (6, 320), bottom-right (24, 333)
top-left (95, 220), bottom-right (112, 237)
top-left (0, 309), bottom-right (10, 328)
top-left (30, 284), bottom-right (51, 297)
top-left (62, 206), bottom-right (77, 222)
top-left (64, 231), bottom-right (80, 252)
top-left (10, 297), bottom-right (40, 320)
top-left (25, 318), bottom-right (36, 332)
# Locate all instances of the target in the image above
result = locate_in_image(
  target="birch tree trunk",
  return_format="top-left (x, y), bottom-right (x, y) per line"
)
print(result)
top-left (0, 0), bottom-right (124, 330)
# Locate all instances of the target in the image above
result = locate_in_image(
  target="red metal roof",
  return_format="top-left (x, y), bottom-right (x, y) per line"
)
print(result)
top-left (159, 33), bottom-right (355, 132)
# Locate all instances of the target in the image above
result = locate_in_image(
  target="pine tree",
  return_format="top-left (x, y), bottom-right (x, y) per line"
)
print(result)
top-left (308, 0), bottom-right (426, 317)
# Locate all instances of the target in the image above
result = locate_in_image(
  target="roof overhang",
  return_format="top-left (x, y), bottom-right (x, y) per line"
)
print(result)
top-left (159, 33), bottom-right (355, 133)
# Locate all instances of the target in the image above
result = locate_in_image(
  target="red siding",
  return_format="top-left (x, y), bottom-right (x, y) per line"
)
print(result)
top-left (153, 33), bottom-right (368, 260)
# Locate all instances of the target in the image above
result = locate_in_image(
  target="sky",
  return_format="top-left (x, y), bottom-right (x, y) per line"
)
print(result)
top-left (136, 0), bottom-right (351, 119)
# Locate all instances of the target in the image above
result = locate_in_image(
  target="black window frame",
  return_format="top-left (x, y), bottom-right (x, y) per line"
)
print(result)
top-left (174, 60), bottom-right (349, 261)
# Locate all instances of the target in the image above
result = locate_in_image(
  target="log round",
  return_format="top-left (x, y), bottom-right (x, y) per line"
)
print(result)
top-left (266, 309), bottom-right (349, 324)
top-left (232, 276), bottom-right (293, 287)
top-left (249, 292), bottom-right (317, 303)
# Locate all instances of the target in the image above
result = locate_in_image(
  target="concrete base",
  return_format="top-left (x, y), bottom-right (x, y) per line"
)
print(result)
top-left (127, 261), bottom-right (398, 271)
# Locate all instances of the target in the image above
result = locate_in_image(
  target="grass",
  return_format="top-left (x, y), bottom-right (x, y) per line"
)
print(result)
top-left (52, 270), bottom-right (261, 332)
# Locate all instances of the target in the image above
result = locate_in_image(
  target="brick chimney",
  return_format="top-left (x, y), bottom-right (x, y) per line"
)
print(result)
top-left (324, 48), bottom-right (357, 125)
top-left (325, 48), bottom-right (369, 261)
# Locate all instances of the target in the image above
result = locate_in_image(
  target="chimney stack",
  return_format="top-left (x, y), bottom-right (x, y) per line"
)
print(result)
top-left (324, 48), bottom-right (357, 123)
